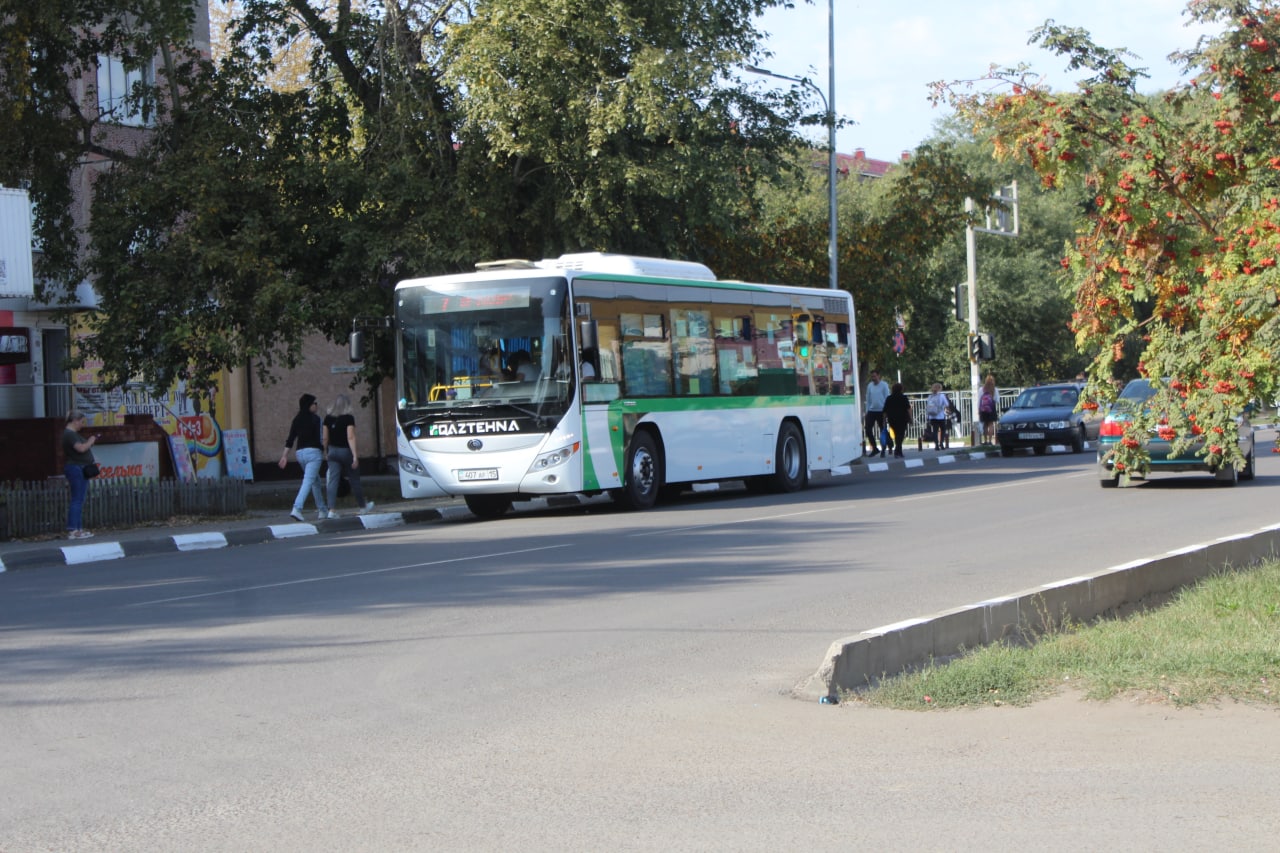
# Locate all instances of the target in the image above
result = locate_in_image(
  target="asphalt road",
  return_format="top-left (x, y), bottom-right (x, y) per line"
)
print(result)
top-left (4, 449), bottom-right (1279, 850)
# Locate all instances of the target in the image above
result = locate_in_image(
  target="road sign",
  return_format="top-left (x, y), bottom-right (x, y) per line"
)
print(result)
top-left (892, 329), bottom-right (906, 355)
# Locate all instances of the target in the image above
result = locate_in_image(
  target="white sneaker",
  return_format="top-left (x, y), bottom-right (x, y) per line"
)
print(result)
top-left (364, 501), bottom-right (375, 511)
top-left (289, 510), bottom-right (305, 522)
top-left (317, 510), bottom-right (329, 521)
top-left (327, 511), bottom-right (340, 519)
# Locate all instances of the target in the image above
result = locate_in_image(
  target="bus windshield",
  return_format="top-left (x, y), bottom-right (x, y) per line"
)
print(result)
top-left (396, 275), bottom-right (573, 422)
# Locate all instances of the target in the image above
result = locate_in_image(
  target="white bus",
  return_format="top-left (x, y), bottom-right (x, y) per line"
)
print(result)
top-left (370, 252), bottom-right (862, 517)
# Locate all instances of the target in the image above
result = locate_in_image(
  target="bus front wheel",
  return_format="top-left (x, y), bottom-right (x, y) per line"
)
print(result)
top-left (616, 431), bottom-right (662, 510)
top-left (768, 422), bottom-right (807, 493)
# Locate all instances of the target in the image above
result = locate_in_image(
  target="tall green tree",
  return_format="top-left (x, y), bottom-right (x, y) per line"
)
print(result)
top-left (916, 118), bottom-right (1092, 390)
top-left (939, 0), bottom-right (1280, 477)
top-left (705, 142), bottom-right (992, 386)
top-left (0, 0), bottom-right (801, 394)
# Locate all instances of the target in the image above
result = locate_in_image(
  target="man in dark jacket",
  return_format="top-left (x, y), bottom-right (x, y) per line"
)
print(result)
top-left (882, 383), bottom-right (913, 459)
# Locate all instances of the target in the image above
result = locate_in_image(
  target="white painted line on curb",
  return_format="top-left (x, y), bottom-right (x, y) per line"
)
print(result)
top-left (269, 522), bottom-right (318, 538)
top-left (829, 465), bottom-right (853, 476)
top-left (936, 454), bottom-right (958, 464)
top-left (869, 616), bottom-right (930, 634)
top-left (173, 532), bottom-right (229, 551)
top-left (866, 462), bottom-right (890, 472)
top-left (1042, 575), bottom-right (1094, 589)
top-left (63, 541), bottom-right (126, 565)
top-left (691, 483), bottom-right (720, 492)
top-left (903, 459), bottom-right (924, 469)
top-left (360, 513), bottom-right (406, 529)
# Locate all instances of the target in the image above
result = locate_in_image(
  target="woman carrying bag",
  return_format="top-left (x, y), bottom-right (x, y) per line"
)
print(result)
top-left (62, 410), bottom-right (99, 539)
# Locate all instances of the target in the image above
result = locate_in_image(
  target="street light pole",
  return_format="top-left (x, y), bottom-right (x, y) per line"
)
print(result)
top-left (826, 0), bottom-right (836, 292)
top-left (746, 43), bottom-right (838, 289)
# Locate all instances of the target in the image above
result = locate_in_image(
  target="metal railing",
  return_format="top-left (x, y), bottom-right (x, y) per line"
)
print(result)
top-left (897, 388), bottom-right (1021, 445)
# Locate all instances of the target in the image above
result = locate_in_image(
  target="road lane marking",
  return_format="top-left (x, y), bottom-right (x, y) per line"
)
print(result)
top-left (126, 544), bottom-right (572, 607)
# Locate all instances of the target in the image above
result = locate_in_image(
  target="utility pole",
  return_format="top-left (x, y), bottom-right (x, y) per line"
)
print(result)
top-left (746, 0), bottom-right (837, 292)
top-left (964, 183), bottom-right (1019, 441)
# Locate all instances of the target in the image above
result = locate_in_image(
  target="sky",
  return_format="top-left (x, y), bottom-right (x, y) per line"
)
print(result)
top-left (752, 0), bottom-right (1219, 161)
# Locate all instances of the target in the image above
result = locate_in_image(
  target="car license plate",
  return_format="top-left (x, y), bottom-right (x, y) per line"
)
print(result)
top-left (1018, 431), bottom-right (1045, 440)
top-left (458, 468), bottom-right (499, 481)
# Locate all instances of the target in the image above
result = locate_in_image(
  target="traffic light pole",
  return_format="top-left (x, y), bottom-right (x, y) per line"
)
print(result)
top-left (963, 183), bottom-right (1018, 445)
top-left (965, 197), bottom-right (982, 441)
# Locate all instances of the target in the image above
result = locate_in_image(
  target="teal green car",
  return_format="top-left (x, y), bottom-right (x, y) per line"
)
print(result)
top-left (1097, 378), bottom-right (1255, 487)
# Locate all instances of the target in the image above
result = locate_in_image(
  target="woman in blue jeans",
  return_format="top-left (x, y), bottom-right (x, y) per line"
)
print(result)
top-left (278, 393), bottom-right (330, 521)
top-left (63, 410), bottom-right (99, 539)
top-left (322, 394), bottom-right (374, 518)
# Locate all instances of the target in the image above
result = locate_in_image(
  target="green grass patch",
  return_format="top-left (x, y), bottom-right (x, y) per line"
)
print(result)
top-left (853, 560), bottom-right (1280, 710)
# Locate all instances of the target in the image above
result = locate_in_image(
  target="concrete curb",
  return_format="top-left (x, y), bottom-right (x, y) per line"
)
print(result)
top-left (797, 521), bottom-right (1280, 701)
top-left (0, 507), bottom-right (449, 573)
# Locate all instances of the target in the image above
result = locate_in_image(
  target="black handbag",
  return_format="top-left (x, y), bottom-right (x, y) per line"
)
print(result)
top-left (82, 462), bottom-right (100, 479)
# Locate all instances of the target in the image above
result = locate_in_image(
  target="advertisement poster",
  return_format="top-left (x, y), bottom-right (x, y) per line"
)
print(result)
top-left (169, 434), bottom-right (197, 483)
top-left (90, 442), bottom-right (161, 481)
top-left (223, 429), bottom-right (253, 481)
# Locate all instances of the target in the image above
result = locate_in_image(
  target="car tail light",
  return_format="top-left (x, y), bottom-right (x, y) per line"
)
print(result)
top-left (1099, 418), bottom-right (1126, 437)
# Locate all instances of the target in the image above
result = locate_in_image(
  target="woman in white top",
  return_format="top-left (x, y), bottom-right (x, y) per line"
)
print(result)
top-left (925, 383), bottom-right (950, 450)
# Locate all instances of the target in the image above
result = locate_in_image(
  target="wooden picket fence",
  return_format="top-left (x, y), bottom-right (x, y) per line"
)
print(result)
top-left (0, 478), bottom-right (247, 540)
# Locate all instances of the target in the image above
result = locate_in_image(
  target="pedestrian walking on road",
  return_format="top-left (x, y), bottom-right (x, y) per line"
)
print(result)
top-left (62, 410), bottom-right (99, 539)
top-left (279, 393), bottom-right (330, 521)
top-left (882, 382), bottom-right (912, 458)
top-left (864, 370), bottom-right (891, 457)
top-left (322, 394), bottom-right (373, 517)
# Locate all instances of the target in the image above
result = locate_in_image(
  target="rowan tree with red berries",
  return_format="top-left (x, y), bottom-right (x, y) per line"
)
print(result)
top-left (937, 0), bottom-right (1280, 479)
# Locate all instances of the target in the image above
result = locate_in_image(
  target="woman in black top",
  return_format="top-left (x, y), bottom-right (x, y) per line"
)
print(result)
top-left (62, 410), bottom-right (99, 539)
top-left (882, 383), bottom-right (913, 459)
top-left (322, 394), bottom-right (372, 516)
top-left (278, 393), bottom-right (329, 521)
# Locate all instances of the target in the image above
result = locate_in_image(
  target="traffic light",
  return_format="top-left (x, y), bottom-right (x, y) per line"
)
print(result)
top-left (968, 332), bottom-right (996, 362)
top-left (978, 332), bottom-right (996, 361)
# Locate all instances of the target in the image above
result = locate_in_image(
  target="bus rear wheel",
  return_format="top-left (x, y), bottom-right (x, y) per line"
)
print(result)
top-left (615, 431), bottom-right (661, 510)
top-left (767, 422), bottom-right (807, 493)
top-left (465, 494), bottom-right (513, 519)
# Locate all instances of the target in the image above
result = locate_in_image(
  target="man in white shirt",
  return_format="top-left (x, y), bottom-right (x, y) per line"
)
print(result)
top-left (864, 370), bottom-right (891, 457)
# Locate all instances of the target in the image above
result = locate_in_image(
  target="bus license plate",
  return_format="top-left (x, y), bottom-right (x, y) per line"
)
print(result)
top-left (1018, 431), bottom-right (1045, 440)
top-left (458, 468), bottom-right (499, 481)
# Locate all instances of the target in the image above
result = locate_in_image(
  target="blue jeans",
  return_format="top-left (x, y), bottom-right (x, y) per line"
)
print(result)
top-left (292, 447), bottom-right (328, 514)
top-left (65, 462), bottom-right (88, 531)
top-left (325, 447), bottom-right (366, 509)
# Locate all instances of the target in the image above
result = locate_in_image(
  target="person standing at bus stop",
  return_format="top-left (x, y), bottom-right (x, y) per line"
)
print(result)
top-left (63, 410), bottom-right (99, 539)
top-left (979, 375), bottom-right (999, 446)
top-left (279, 393), bottom-right (330, 521)
top-left (864, 370), bottom-right (891, 457)
top-left (925, 383), bottom-right (950, 451)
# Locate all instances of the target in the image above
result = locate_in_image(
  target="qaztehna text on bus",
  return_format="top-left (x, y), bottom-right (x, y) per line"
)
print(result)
top-left (353, 252), bottom-right (863, 519)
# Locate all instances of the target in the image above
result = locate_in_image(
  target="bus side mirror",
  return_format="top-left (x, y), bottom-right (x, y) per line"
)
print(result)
top-left (349, 331), bottom-right (366, 363)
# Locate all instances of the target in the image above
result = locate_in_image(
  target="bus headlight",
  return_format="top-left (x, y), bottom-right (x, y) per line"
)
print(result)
top-left (530, 442), bottom-right (580, 472)
top-left (400, 456), bottom-right (427, 476)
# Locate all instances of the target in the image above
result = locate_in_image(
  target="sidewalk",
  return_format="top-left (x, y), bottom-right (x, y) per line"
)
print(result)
top-left (0, 444), bottom-right (995, 573)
